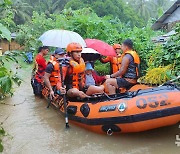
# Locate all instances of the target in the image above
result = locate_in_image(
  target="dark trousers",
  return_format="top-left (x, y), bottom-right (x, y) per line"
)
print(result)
top-left (31, 78), bottom-right (42, 96)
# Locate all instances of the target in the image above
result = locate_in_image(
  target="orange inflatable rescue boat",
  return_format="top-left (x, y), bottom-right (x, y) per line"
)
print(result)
top-left (42, 84), bottom-right (180, 135)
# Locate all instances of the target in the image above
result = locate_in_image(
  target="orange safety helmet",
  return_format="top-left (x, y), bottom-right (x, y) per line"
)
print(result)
top-left (113, 44), bottom-right (121, 50)
top-left (66, 42), bottom-right (82, 53)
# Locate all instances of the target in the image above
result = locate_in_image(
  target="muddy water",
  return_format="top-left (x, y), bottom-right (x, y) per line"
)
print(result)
top-left (0, 69), bottom-right (179, 154)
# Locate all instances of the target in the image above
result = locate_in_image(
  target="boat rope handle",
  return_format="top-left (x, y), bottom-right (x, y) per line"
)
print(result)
top-left (159, 75), bottom-right (180, 87)
top-left (107, 128), bottom-right (113, 136)
top-left (103, 93), bottom-right (116, 100)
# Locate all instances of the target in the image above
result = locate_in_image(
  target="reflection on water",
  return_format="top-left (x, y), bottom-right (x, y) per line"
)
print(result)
top-left (0, 74), bottom-right (179, 154)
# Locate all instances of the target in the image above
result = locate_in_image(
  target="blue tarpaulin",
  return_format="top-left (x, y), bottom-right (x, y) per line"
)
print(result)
top-left (25, 52), bottom-right (33, 64)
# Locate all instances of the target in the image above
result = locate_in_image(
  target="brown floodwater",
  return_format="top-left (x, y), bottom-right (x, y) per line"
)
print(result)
top-left (0, 68), bottom-right (179, 154)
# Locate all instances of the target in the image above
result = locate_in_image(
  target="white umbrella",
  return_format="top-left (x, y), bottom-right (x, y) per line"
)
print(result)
top-left (39, 29), bottom-right (86, 48)
top-left (82, 48), bottom-right (99, 54)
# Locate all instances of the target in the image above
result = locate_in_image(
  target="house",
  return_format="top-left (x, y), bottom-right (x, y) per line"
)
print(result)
top-left (151, 30), bottom-right (176, 44)
top-left (0, 33), bottom-right (24, 53)
top-left (152, 0), bottom-right (180, 31)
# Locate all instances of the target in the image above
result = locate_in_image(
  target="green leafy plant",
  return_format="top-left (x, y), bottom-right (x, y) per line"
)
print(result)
top-left (65, 0), bottom-right (145, 27)
top-left (0, 126), bottom-right (5, 152)
top-left (0, 23), bottom-right (11, 41)
top-left (0, 0), bottom-right (12, 7)
top-left (0, 51), bottom-right (22, 99)
top-left (15, 7), bottom-right (179, 84)
top-left (94, 61), bottom-right (110, 75)
top-left (139, 65), bottom-right (174, 85)
top-left (0, 66), bottom-right (21, 99)
top-left (162, 23), bottom-right (180, 76)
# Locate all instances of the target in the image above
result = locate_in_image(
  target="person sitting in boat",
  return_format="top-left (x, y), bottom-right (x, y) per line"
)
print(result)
top-left (65, 43), bottom-right (105, 99)
top-left (85, 62), bottom-right (106, 87)
top-left (100, 44), bottom-right (123, 74)
top-left (31, 46), bottom-right (49, 96)
top-left (44, 48), bottom-right (67, 99)
top-left (105, 39), bottom-right (140, 95)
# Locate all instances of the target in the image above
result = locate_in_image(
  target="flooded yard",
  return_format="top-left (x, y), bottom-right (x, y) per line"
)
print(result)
top-left (0, 69), bottom-right (179, 154)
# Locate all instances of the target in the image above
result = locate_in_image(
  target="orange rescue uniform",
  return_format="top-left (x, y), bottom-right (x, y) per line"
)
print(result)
top-left (48, 56), bottom-right (67, 90)
top-left (101, 55), bottom-right (123, 74)
top-left (66, 58), bottom-right (86, 90)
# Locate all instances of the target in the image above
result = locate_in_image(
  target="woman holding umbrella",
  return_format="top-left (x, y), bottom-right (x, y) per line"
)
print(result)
top-left (65, 43), bottom-right (104, 99)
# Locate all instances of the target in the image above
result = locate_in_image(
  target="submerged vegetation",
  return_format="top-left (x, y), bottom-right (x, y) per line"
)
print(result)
top-left (0, 126), bottom-right (5, 152)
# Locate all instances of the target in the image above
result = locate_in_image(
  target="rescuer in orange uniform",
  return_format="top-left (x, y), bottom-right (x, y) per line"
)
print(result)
top-left (44, 48), bottom-right (67, 99)
top-left (105, 39), bottom-right (140, 95)
top-left (100, 44), bottom-right (122, 74)
top-left (65, 43), bottom-right (104, 99)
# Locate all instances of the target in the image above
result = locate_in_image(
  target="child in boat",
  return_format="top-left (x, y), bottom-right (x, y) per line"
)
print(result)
top-left (85, 62), bottom-right (106, 87)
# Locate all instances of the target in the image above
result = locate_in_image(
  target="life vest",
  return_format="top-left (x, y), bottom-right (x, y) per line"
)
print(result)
top-left (101, 56), bottom-right (122, 74)
top-left (123, 50), bottom-right (140, 79)
top-left (48, 56), bottom-right (67, 90)
top-left (68, 58), bottom-right (86, 90)
top-left (111, 56), bottom-right (123, 73)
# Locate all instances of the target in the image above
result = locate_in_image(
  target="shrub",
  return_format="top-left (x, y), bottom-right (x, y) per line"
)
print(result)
top-left (139, 65), bottom-right (173, 85)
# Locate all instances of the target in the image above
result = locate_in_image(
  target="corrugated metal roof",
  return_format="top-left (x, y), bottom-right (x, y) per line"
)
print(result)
top-left (152, 0), bottom-right (180, 30)
top-left (151, 30), bottom-right (176, 44)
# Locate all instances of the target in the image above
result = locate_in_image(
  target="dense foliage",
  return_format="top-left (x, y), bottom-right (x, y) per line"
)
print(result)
top-left (126, 0), bottom-right (175, 22)
top-left (15, 8), bottom-right (179, 81)
top-left (0, 0), bottom-right (22, 99)
top-left (16, 8), bottom-right (122, 49)
top-left (0, 0), bottom-right (179, 88)
top-left (163, 23), bottom-right (180, 76)
top-left (65, 0), bottom-right (144, 27)
top-left (0, 51), bottom-right (22, 99)
top-left (0, 23), bottom-right (11, 41)
top-left (0, 0), bottom-right (176, 26)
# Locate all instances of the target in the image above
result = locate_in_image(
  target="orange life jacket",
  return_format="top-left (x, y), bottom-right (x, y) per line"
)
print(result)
top-left (123, 50), bottom-right (140, 79)
top-left (48, 56), bottom-right (67, 90)
top-left (101, 56), bottom-right (123, 74)
top-left (111, 56), bottom-right (123, 73)
top-left (69, 58), bottom-right (85, 90)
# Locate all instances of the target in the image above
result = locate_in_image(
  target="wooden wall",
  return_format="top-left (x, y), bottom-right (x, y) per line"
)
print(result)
top-left (0, 39), bottom-right (24, 53)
